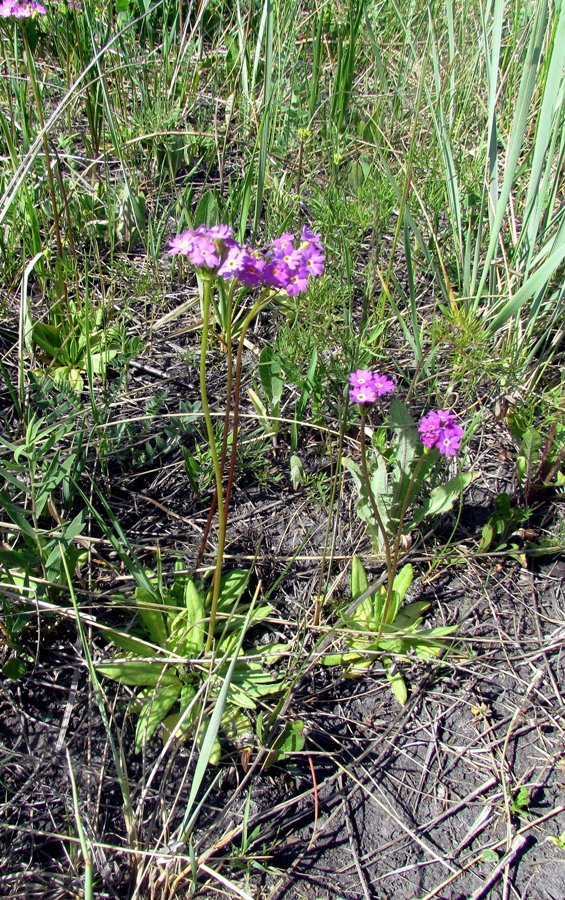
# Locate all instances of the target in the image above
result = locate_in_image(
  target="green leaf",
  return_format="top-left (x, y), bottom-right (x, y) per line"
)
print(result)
top-left (135, 585), bottom-right (168, 647)
top-left (392, 599), bottom-right (430, 629)
top-left (2, 657), bottom-right (28, 679)
top-left (390, 398), bottom-right (419, 497)
top-left (290, 454), bottom-right (305, 490)
top-left (384, 663), bottom-right (408, 705)
top-left (134, 681), bottom-right (182, 752)
top-left (412, 472), bottom-right (477, 526)
top-left (166, 580), bottom-right (205, 657)
top-left (350, 556), bottom-right (369, 601)
top-left (216, 570), bottom-right (250, 610)
top-left (262, 719), bottom-right (305, 767)
top-left (96, 661), bottom-right (181, 687)
top-left (99, 628), bottom-right (157, 657)
top-left (386, 563), bottom-right (414, 624)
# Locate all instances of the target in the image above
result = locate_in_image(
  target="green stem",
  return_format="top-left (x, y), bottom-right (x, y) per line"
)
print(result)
top-left (223, 292), bottom-right (272, 519)
top-left (194, 279), bottom-right (236, 571)
top-left (201, 276), bottom-right (227, 651)
top-left (359, 409), bottom-right (394, 603)
top-left (369, 437), bottom-right (429, 648)
top-left (22, 26), bottom-right (64, 266)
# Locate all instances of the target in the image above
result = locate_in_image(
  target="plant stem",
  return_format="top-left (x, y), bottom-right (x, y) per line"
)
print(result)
top-left (194, 279), bottom-right (236, 571)
top-left (358, 408), bottom-right (394, 605)
top-left (22, 26), bottom-right (64, 267)
top-left (200, 276), bottom-right (227, 651)
top-left (223, 293), bottom-right (272, 519)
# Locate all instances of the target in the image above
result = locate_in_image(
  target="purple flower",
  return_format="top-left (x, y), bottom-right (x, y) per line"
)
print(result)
top-left (0, 0), bottom-right (46, 16)
top-left (300, 225), bottom-right (323, 250)
top-left (349, 369), bottom-right (375, 389)
top-left (217, 245), bottom-right (247, 279)
top-left (348, 370), bottom-right (396, 400)
top-left (350, 385), bottom-right (377, 405)
top-left (271, 232), bottom-right (295, 253)
top-left (370, 373), bottom-right (395, 397)
top-left (237, 252), bottom-right (267, 287)
top-left (418, 410), bottom-right (464, 457)
top-left (167, 223), bottom-right (324, 291)
top-left (168, 224), bottom-right (236, 273)
top-left (301, 244), bottom-right (325, 277)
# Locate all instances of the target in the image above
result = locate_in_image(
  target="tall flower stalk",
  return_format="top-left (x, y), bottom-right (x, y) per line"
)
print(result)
top-left (2, 2), bottom-right (66, 265)
top-left (168, 224), bottom-right (325, 651)
top-left (349, 369), bottom-right (464, 644)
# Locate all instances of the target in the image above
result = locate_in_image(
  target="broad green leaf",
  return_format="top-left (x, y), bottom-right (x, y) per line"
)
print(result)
top-left (263, 719), bottom-right (305, 767)
top-left (290, 454), bottom-right (305, 490)
top-left (384, 664), bottom-right (408, 706)
top-left (216, 570), bottom-right (250, 610)
top-left (390, 398), bottom-right (419, 499)
top-left (351, 556), bottom-right (368, 601)
top-left (134, 682), bottom-right (182, 752)
top-left (167, 581), bottom-right (205, 657)
top-left (96, 661), bottom-right (181, 687)
top-left (392, 599), bottom-right (430, 629)
top-left (321, 651), bottom-right (364, 667)
top-left (135, 585), bottom-right (168, 647)
top-left (387, 564), bottom-right (414, 623)
top-left (99, 628), bottom-right (157, 658)
top-left (412, 472), bottom-right (477, 526)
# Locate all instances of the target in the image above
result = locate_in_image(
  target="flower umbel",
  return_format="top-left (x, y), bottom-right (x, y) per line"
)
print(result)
top-left (349, 370), bottom-right (395, 405)
top-left (0, 0), bottom-right (46, 16)
top-left (168, 224), bottom-right (324, 295)
top-left (418, 409), bottom-right (464, 457)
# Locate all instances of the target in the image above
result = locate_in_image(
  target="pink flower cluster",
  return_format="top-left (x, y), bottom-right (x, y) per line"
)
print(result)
top-left (348, 369), bottom-right (396, 405)
top-left (418, 409), bottom-right (464, 457)
top-left (0, 0), bottom-right (46, 16)
top-left (168, 224), bottom-right (324, 296)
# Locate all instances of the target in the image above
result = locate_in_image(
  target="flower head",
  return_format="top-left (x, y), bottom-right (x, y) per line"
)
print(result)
top-left (349, 369), bottom-right (375, 389)
top-left (348, 370), bottom-right (395, 404)
top-left (350, 385), bottom-right (377, 405)
top-left (418, 409), bottom-right (464, 457)
top-left (0, 0), bottom-right (46, 16)
top-left (167, 223), bottom-right (324, 293)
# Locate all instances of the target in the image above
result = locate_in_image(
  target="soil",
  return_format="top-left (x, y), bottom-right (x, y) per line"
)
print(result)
top-left (1, 305), bottom-right (564, 900)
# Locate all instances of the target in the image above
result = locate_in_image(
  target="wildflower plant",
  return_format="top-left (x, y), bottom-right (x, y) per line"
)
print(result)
top-left (333, 369), bottom-right (476, 690)
top-left (98, 222), bottom-right (323, 758)
top-left (167, 222), bottom-right (324, 650)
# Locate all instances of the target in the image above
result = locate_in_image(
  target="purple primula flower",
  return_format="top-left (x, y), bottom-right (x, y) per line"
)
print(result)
top-left (300, 225), bottom-right (323, 250)
top-left (237, 252), bottom-right (268, 287)
top-left (301, 244), bottom-right (325, 277)
top-left (285, 267), bottom-right (310, 296)
top-left (418, 409), bottom-right (464, 456)
top-left (348, 370), bottom-right (395, 399)
top-left (263, 260), bottom-right (291, 289)
top-left (350, 385), bottom-right (377, 405)
top-left (370, 373), bottom-right (395, 397)
top-left (167, 223), bottom-right (324, 290)
top-left (217, 245), bottom-right (247, 279)
top-left (271, 232), bottom-right (295, 253)
top-left (168, 224), bottom-right (237, 273)
top-left (349, 369), bottom-right (375, 389)
top-left (0, 0), bottom-right (46, 16)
